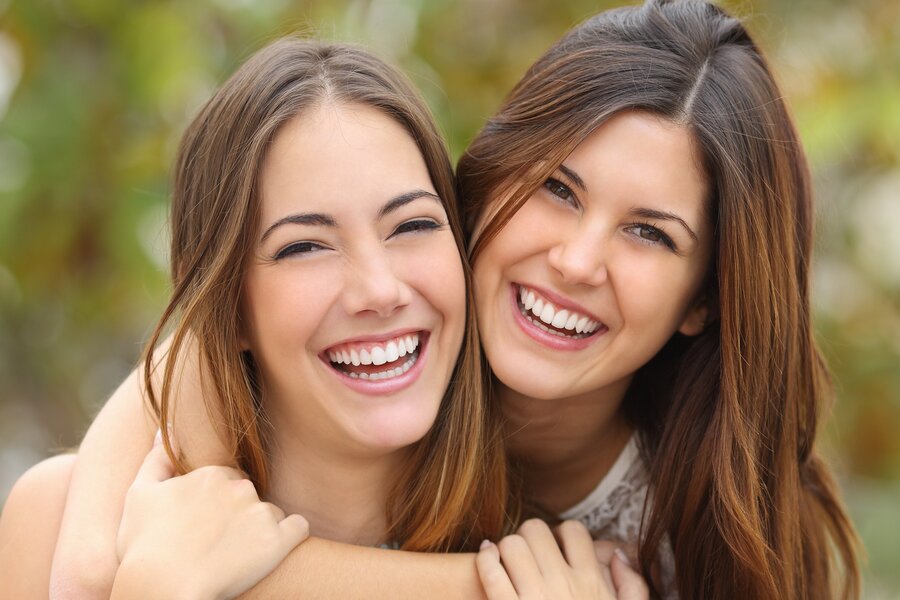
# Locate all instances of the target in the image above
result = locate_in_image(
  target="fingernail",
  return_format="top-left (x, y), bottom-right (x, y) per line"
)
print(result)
top-left (153, 429), bottom-right (163, 447)
top-left (614, 547), bottom-right (632, 567)
top-left (480, 539), bottom-right (492, 550)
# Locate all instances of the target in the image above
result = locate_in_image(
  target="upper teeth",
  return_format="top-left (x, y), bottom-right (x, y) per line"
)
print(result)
top-left (518, 286), bottom-right (600, 334)
top-left (327, 333), bottom-right (420, 366)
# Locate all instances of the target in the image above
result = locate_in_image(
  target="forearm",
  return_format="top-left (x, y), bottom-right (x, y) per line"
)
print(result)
top-left (240, 537), bottom-right (487, 600)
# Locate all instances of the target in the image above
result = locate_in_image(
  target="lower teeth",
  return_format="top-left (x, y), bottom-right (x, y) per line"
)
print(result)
top-left (345, 351), bottom-right (417, 381)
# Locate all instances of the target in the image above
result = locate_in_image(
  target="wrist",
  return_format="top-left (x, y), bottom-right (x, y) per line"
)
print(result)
top-left (112, 553), bottom-right (209, 600)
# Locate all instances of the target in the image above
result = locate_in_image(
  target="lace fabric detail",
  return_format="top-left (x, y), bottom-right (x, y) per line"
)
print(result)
top-left (558, 436), bottom-right (678, 600)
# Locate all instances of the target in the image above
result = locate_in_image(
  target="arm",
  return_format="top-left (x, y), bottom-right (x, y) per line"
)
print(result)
top-left (50, 336), bottom-right (491, 600)
top-left (51, 337), bottom-right (234, 600)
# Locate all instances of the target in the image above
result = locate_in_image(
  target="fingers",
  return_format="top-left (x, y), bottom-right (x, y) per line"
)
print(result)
top-left (133, 438), bottom-right (176, 484)
top-left (611, 549), bottom-right (649, 599)
top-left (476, 541), bottom-right (518, 600)
top-left (555, 520), bottom-right (597, 571)
top-left (518, 519), bottom-right (569, 575)
top-left (276, 514), bottom-right (310, 554)
top-left (496, 532), bottom-right (544, 593)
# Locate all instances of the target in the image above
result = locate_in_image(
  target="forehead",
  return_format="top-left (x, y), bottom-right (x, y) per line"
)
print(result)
top-left (565, 111), bottom-right (709, 217)
top-left (258, 102), bottom-right (436, 223)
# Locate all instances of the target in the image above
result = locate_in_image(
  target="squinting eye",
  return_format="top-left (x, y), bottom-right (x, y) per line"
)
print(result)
top-left (543, 178), bottom-right (574, 203)
top-left (274, 241), bottom-right (325, 260)
top-left (627, 224), bottom-right (677, 251)
top-left (392, 219), bottom-right (444, 236)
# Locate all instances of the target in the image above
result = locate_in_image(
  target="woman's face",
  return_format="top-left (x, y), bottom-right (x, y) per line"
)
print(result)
top-left (473, 111), bottom-right (713, 401)
top-left (241, 102), bottom-right (466, 457)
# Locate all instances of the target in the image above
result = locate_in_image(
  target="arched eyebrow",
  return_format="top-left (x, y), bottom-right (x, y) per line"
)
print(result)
top-left (628, 207), bottom-right (699, 242)
top-left (260, 189), bottom-right (441, 243)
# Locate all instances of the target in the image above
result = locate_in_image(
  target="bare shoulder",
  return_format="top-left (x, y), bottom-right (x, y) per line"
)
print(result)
top-left (0, 454), bottom-right (76, 598)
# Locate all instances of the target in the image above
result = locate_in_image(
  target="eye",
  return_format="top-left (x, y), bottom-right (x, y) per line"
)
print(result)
top-left (274, 241), bottom-right (327, 260)
top-left (543, 178), bottom-right (577, 206)
top-left (391, 218), bottom-right (444, 237)
top-left (627, 223), bottom-right (677, 251)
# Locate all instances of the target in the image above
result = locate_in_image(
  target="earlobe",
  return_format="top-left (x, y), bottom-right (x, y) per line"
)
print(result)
top-left (678, 301), bottom-right (709, 337)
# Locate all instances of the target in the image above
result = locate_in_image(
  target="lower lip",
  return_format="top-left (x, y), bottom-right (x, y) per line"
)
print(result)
top-left (509, 285), bottom-right (605, 351)
top-left (323, 334), bottom-right (429, 396)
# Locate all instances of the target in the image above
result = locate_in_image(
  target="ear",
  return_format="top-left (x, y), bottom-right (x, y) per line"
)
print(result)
top-left (678, 297), bottom-right (709, 337)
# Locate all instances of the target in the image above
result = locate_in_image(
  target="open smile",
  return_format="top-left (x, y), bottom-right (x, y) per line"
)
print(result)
top-left (320, 331), bottom-right (429, 394)
top-left (510, 284), bottom-right (607, 350)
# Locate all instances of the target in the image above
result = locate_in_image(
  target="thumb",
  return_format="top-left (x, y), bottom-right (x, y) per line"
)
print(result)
top-left (133, 430), bottom-right (177, 484)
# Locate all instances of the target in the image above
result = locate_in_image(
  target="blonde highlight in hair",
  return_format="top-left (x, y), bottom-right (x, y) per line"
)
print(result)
top-left (143, 38), bottom-right (513, 551)
top-left (459, 1), bottom-right (859, 597)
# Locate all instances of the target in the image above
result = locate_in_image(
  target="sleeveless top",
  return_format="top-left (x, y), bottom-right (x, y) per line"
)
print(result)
top-left (558, 436), bottom-right (678, 599)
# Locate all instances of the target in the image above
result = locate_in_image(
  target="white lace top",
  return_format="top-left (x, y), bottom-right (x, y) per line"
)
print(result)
top-left (558, 436), bottom-right (677, 599)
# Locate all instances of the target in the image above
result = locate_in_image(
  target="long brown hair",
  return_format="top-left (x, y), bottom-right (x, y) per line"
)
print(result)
top-left (143, 38), bottom-right (511, 552)
top-left (458, 0), bottom-right (860, 597)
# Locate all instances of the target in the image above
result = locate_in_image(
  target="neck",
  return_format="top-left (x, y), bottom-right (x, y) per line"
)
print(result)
top-left (500, 377), bottom-right (634, 515)
top-left (264, 424), bottom-right (405, 547)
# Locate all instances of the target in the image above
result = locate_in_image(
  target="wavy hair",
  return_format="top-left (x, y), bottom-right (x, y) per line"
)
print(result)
top-left (143, 38), bottom-right (512, 552)
top-left (458, 1), bottom-right (859, 597)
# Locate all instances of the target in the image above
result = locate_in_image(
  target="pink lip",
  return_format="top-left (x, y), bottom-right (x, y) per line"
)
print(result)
top-left (516, 282), bottom-right (603, 323)
top-left (321, 332), bottom-right (430, 396)
top-left (509, 285), bottom-right (606, 351)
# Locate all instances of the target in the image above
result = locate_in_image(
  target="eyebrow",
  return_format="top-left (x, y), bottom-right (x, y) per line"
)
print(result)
top-left (558, 164), bottom-right (587, 191)
top-left (629, 207), bottom-right (699, 242)
top-left (260, 189), bottom-right (441, 243)
top-left (557, 163), bottom-right (699, 243)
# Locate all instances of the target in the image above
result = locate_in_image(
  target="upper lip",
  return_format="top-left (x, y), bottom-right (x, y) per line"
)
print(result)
top-left (322, 327), bottom-right (425, 351)
top-left (515, 283), bottom-right (603, 323)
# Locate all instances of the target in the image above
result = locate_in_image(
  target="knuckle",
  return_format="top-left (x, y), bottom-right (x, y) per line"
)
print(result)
top-left (557, 519), bottom-right (589, 539)
top-left (497, 533), bottom-right (527, 555)
top-left (518, 518), bottom-right (549, 536)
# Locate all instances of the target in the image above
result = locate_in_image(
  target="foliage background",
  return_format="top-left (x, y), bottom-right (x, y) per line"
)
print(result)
top-left (0, 0), bottom-right (897, 596)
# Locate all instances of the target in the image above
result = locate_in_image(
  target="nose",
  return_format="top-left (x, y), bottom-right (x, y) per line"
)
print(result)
top-left (546, 225), bottom-right (609, 287)
top-left (342, 247), bottom-right (412, 317)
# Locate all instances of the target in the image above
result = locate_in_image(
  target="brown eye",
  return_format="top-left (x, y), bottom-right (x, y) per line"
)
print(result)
top-left (543, 178), bottom-right (575, 203)
top-left (638, 225), bottom-right (662, 242)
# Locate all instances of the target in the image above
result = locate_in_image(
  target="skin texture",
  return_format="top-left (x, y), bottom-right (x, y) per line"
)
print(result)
top-left (478, 112), bottom-right (713, 515)
top-left (239, 103), bottom-right (466, 546)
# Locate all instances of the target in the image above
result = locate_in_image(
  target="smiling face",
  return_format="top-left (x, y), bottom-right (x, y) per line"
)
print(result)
top-left (473, 111), bottom-right (713, 401)
top-left (241, 102), bottom-right (466, 458)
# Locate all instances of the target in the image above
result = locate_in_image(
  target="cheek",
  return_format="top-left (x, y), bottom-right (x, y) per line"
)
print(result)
top-left (242, 268), bottom-right (335, 356)
top-left (614, 255), bottom-right (700, 326)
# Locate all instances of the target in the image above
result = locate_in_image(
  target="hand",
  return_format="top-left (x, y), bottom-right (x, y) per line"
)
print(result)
top-left (113, 435), bottom-right (309, 600)
top-left (476, 519), bottom-right (649, 600)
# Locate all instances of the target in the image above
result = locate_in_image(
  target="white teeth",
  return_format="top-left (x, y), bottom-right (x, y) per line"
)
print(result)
top-left (539, 303), bottom-right (554, 324)
top-left (397, 339), bottom-right (407, 357)
top-left (341, 350), bottom-right (350, 364)
top-left (360, 349), bottom-right (372, 365)
top-left (575, 316), bottom-right (588, 334)
top-left (370, 346), bottom-right (387, 366)
top-left (350, 349), bottom-right (360, 366)
top-left (517, 285), bottom-right (601, 338)
top-left (551, 309), bottom-right (569, 328)
top-left (385, 341), bottom-right (399, 362)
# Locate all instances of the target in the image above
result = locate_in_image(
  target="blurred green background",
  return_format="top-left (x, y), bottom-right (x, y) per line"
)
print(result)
top-left (0, 0), bottom-right (897, 596)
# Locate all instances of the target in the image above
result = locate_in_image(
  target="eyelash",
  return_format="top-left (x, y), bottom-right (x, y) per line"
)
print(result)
top-left (543, 178), bottom-right (577, 207)
top-left (543, 177), bottom-right (678, 252)
top-left (391, 218), bottom-right (444, 236)
top-left (274, 241), bottom-right (326, 260)
top-left (626, 223), bottom-right (677, 251)
top-left (273, 219), bottom-right (444, 260)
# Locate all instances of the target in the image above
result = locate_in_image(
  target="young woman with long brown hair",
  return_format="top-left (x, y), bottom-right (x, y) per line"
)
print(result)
top-left (2, 1), bottom-right (859, 599)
